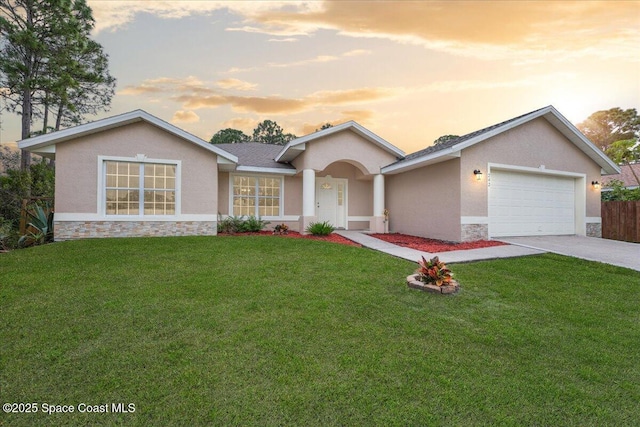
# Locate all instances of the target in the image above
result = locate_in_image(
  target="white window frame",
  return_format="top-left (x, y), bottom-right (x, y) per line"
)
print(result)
top-left (98, 155), bottom-right (181, 218)
top-left (229, 173), bottom-right (285, 220)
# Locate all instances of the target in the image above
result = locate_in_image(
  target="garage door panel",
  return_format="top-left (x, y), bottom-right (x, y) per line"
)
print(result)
top-left (489, 170), bottom-right (575, 237)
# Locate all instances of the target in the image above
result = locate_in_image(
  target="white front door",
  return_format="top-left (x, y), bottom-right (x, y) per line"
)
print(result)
top-left (316, 177), bottom-right (347, 228)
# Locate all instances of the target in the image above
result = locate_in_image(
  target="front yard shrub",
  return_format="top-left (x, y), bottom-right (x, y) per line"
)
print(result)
top-left (273, 223), bottom-right (289, 234)
top-left (217, 215), bottom-right (269, 233)
top-left (416, 255), bottom-right (454, 286)
top-left (306, 221), bottom-right (335, 236)
top-left (242, 215), bottom-right (270, 232)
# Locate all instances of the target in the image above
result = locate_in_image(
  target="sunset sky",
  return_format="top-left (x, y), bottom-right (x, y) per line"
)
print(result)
top-left (1, 0), bottom-right (639, 155)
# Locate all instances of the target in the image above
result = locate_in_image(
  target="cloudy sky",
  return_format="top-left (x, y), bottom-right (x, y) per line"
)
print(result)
top-left (1, 0), bottom-right (639, 154)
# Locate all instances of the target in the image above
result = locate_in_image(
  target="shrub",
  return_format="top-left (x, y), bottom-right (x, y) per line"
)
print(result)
top-left (602, 179), bottom-right (640, 201)
top-left (0, 158), bottom-right (55, 229)
top-left (0, 217), bottom-right (15, 251)
top-left (217, 215), bottom-right (245, 234)
top-left (217, 215), bottom-right (269, 233)
top-left (242, 215), bottom-right (270, 232)
top-left (273, 223), bottom-right (289, 235)
top-left (306, 221), bottom-right (335, 236)
top-left (416, 256), bottom-right (454, 287)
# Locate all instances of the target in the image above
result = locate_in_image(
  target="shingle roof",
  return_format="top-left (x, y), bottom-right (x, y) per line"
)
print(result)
top-left (390, 107), bottom-right (548, 166)
top-left (216, 143), bottom-right (295, 170)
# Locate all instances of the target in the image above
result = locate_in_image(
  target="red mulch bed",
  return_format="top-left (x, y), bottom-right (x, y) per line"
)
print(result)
top-left (370, 233), bottom-right (506, 253)
top-left (218, 231), bottom-right (361, 247)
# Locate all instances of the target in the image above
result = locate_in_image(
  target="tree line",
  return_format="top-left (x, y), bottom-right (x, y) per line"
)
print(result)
top-left (210, 121), bottom-right (332, 145)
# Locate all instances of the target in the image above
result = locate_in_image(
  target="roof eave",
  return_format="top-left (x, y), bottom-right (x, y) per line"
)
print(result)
top-left (236, 165), bottom-right (298, 175)
top-left (385, 105), bottom-right (621, 176)
top-left (382, 150), bottom-right (461, 174)
top-left (275, 120), bottom-right (404, 162)
top-left (17, 110), bottom-right (239, 164)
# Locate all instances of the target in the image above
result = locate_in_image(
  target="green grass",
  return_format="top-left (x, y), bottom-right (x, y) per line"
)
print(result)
top-left (1, 236), bottom-right (639, 426)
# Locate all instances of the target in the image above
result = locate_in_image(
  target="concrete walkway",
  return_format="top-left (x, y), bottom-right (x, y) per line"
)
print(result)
top-left (498, 236), bottom-right (640, 272)
top-left (335, 231), bottom-right (544, 263)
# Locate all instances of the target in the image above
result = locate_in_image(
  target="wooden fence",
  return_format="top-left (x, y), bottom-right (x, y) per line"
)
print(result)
top-left (601, 201), bottom-right (640, 243)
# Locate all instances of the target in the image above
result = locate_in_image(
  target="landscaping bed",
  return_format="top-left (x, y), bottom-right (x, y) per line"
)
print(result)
top-left (370, 233), bottom-right (507, 252)
top-left (219, 230), bottom-right (361, 247)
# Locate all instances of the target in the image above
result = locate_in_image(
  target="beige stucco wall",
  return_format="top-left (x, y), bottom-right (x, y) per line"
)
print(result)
top-left (55, 121), bottom-right (219, 216)
top-left (386, 158), bottom-right (461, 241)
top-left (460, 117), bottom-right (602, 217)
top-left (283, 175), bottom-right (302, 216)
top-left (292, 130), bottom-right (399, 175)
top-left (218, 172), bottom-right (230, 215)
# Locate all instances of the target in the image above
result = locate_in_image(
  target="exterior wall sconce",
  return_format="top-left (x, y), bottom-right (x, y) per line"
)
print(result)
top-left (473, 169), bottom-right (483, 181)
top-left (592, 181), bottom-right (600, 189)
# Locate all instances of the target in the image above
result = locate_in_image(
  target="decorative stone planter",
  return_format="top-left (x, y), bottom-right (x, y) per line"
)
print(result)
top-left (406, 274), bottom-right (460, 294)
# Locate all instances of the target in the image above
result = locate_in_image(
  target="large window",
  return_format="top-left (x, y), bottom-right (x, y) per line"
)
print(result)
top-left (105, 161), bottom-right (176, 216)
top-left (232, 175), bottom-right (281, 217)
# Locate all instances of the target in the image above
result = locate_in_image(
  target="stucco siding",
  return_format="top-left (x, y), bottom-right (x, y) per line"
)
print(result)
top-left (283, 175), bottom-right (302, 217)
top-left (386, 158), bottom-right (461, 241)
top-left (460, 117), bottom-right (601, 218)
top-left (218, 172), bottom-right (230, 215)
top-left (55, 121), bottom-right (219, 217)
top-left (292, 130), bottom-right (398, 175)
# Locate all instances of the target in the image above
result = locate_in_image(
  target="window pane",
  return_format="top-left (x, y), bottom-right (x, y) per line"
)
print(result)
top-left (105, 161), bottom-right (177, 216)
top-left (106, 161), bottom-right (117, 174)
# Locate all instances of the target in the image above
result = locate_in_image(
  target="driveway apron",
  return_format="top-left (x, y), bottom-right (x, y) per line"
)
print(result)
top-left (498, 235), bottom-right (640, 272)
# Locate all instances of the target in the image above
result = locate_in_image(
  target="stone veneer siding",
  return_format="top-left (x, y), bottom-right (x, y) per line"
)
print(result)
top-left (54, 221), bottom-right (217, 240)
top-left (461, 224), bottom-right (488, 241)
top-left (586, 222), bottom-right (602, 238)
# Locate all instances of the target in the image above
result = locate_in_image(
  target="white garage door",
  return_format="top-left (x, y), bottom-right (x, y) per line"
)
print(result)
top-left (489, 170), bottom-right (575, 237)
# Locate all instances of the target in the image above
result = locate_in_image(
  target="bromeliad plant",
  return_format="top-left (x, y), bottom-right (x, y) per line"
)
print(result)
top-left (416, 256), bottom-right (454, 287)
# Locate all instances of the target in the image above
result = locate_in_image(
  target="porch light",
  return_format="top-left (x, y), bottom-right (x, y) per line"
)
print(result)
top-left (473, 169), bottom-right (483, 181)
top-left (592, 181), bottom-right (600, 189)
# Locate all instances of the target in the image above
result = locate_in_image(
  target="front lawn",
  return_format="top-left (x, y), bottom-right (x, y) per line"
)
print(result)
top-left (1, 237), bottom-right (638, 426)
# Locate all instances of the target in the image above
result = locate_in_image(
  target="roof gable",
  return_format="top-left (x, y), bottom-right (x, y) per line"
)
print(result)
top-left (17, 110), bottom-right (238, 164)
top-left (382, 106), bottom-right (620, 175)
top-left (275, 121), bottom-right (405, 163)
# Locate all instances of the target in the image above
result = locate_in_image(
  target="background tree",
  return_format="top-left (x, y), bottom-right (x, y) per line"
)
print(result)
top-left (210, 128), bottom-right (250, 144)
top-left (0, 0), bottom-right (115, 169)
top-left (316, 123), bottom-right (333, 132)
top-left (433, 134), bottom-right (459, 145)
top-left (0, 0), bottom-right (66, 169)
top-left (605, 139), bottom-right (640, 186)
top-left (252, 120), bottom-right (296, 145)
top-left (577, 107), bottom-right (639, 151)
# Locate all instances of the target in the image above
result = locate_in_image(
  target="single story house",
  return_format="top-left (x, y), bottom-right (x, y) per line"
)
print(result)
top-left (18, 105), bottom-right (620, 242)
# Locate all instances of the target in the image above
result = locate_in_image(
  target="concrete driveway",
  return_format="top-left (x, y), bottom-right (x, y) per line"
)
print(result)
top-left (498, 236), bottom-right (640, 272)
